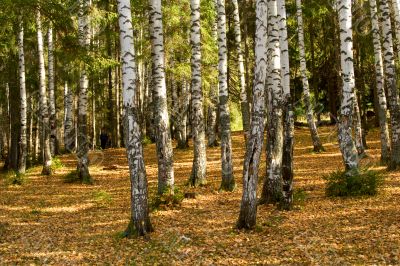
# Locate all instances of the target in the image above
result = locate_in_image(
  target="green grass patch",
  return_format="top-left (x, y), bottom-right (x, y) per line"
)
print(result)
top-left (3, 170), bottom-right (26, 186)
top-left (150, 187), bottom-right (184, 211)
top-left (51, 157), bottom-right (64, 171)
top-left (92, 190), bottom-right (113, 207)
top-left (323, 169), bottom-right (383, 197)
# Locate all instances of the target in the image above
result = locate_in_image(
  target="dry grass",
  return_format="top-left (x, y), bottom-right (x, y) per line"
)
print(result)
top-left (0, 126), bottom-right (399, 265)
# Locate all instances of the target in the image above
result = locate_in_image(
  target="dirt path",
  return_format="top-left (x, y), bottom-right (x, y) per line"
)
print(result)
top-left (0, 126), bottom-right (399, 265)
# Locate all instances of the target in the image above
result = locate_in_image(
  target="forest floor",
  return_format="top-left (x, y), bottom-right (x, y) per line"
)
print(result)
top-left (0, 125), bottom-right (399, 265)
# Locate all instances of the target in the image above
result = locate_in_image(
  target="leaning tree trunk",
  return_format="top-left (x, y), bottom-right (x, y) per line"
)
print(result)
top-left (379, 0), bottom-right (400, 170)
top-left (149, 0), bottom-right (175, 195)
top-left (278, 0), bottom-right (294, 210)
top-left (296, 0), bottom-right (324, 152)
top-left (216, 0), bottom-right (235, 191)
top-left (260, 0), bottom-right (284, 205)
top-left (369, 0), bottom-right (390, 163)
top-left (237, 0), bottom-right (268, 230)
top-left (117, 0), bottom-right (153, 237)
top-left (77, 0), bottom-right (91, 183)
top-left (18, 17), bottom-right (27, 174)
top-left (231, 0), bottom-right (250, 141)
top-left (189, 0), bottom-right (207, 187)
top-left (48, 26), bottom-right (57, 156)
top-left (337, 0), bottom-right (359, 171)
top-left (36, 10), bottom-right (52, 175)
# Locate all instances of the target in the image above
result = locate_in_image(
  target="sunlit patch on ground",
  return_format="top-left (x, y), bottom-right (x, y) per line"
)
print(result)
top-left (0, 126), bottom-right (399, 264)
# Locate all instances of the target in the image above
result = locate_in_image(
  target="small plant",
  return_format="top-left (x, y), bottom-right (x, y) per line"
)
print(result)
top-left (150, 187), bottom-right (184, 210)
top-left (293, 189), bottom-right (308, 206)
top-left (323, 169), bottom-right (383, 197)
top-left (142, 136), bottom-right (153, 146)
top-left (51, 157), bottom-right (64, 171)
top-left (63, 170), bottom-right (80, 183)
top-left (3, 171), bottom-right (26, 186)
top-left (93, 190), bottom-right (113, 207)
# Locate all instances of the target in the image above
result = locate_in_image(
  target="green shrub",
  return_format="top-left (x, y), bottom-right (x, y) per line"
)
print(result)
top-left (151, 187), bottom-right (184, 210)
top-left (142, 136), bottom-right (153, 146)
top-left (3, 171), bottom-right (26, 186)
top-left (323, 169), bottom-right (383, 197)
top-left (51, 157), bottom-right (64, 171)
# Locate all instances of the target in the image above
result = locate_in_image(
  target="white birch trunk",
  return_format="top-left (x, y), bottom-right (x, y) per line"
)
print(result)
top-left (369, 0), bottom-right (390, 162)
top-left (261, 0), bottom-right (284, 204)
top-left (189, 0), bottom-right (207, 186)
top-left (216, 0), bottom-right (235, 191)
top-left (278, 0), bottom-right (294, 210)
top-left (18, 17), bottom-right (27, 174)
top-left (64, 81), bottom-right (74, 152)
top-left (149, 0), bottom-right (175, 195)
top-left (337, 0), bottom-right (359, 171)
top-left (77, 0), bottom-right (91, 182)
top-left (237, 0), bottom-right (268, 229)
top-left (36, 10), bottom-right (52, 175)
top-left (48, 26), bottom-right (57, 156)
top-left (231, 0), bottom-right (250, 140)
top-left (380, 0), bottom-right (400, 169)
top-left (117, 0), bottom-right (153, 237)
top-left (296, 0), bottom-right (324, 152)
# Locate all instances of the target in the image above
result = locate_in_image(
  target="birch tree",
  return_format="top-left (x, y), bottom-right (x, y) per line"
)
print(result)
top-left (36, 9), bottom-right (52, 175)
top-left (149, 0), bottom-right (175, 195)
top-left (77, 0), bottom-right (91, 183)
top-left (237, 0), bottom-right (268, 229)
top-left (337, 0), bottom-right (359, 171)
top-left (260, 0), bottom-right (284, 204)
top-left (48, 26), bottom-right (57, 156)
top-left (379, 0), bottom-right (400, 170)
top-left (18, 17), bottom-right (27, 174)
top-left (189, 0), bottom-right (207, 186)
top-left (64, 81), bottom-right (74, 152)
top-left (278, 0), bottom-right (294, 210)
top-left (369, 0), bottom-right (390, 163)
top-left (117, 0), bottom-right (153, 237)
top-left (296, 0), bottom-right (324, 152)
top-left (231, 0), bottom-right (250, 141)
top-left (216, 0), bottom-right (235, 191)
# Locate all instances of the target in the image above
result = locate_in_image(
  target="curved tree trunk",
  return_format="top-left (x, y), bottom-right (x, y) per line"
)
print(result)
top-left (18, 17), bottom-right (27, 174)
top-left (260, 0), bottom-right (284, 205)
top-left (296, 0), bottom-right (324, 152)
top-left (216, 0), bottom-right (235, 191)
top-left (189, 0), bottom-right (207, 187)
top-left (337, 0), bottom-right (359, 171)
top-left (117, 0), bottom-right (153, 237)
top-left (231, 0), bottom-right (250, 141)
top-left (77, 0), bottom-right (91, 183)
top-left (36, 10), bottom-right (52, 176)
top-left (149, 0), bottom-right (175, 195)
top-left (237, 0), bottom-right (268, 229)
top-left (379, 0), bottom-right (400, 170)
top-left (369, 0), bottom-right (391, 163)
